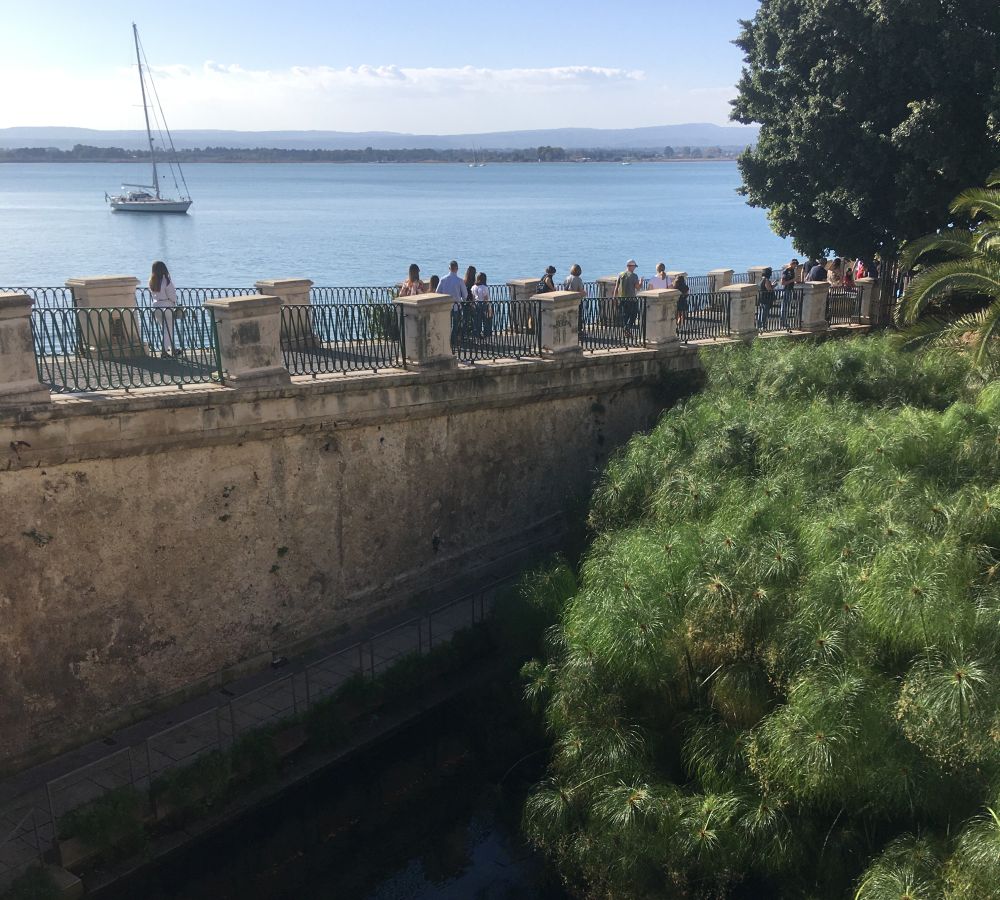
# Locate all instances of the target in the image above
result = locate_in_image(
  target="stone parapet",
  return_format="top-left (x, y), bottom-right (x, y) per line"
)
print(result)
top-left (205, 294), bottom-right (291, 388)
top-left (536, 290), bottom-right (583, 357)
top-left (856, 277), bottom-right (876, 324)
top-left (596, 275), bottom-right (619, 297)
top-left (708, 268), bottom-right (734, 292)
top-left (0, 293), bottom-right (50, 407)
top-left (254, 279), bottom-right (314, 306)
top-left (800, 281), bottom-right (831, 332)
top-left (721, 284), bottom-right (758, 341)
top-left (506, 278), bottom-right (539, 303)
top-left (747, 265), bottom-right (771, 284)
top-left (65, 275), bottom-right (139, 309)
top-left (640, 288), bottom-right (680, 350)
top-left (394, 292), bottom-right (456, 370)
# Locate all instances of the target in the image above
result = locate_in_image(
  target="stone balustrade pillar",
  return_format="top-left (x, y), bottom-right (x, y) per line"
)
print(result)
top-left (254, 279), bottom-right (313, 306)
top-left (747, 265), bottom-right (770, 284)
top-left (507, 278), bottom-right (539, 303)
top-left (257, 279), bottom-right (316, 349)
top-left (800, 281), bottom-right (831, 332)
top-left (708, 268), bottom-right (734, 293)
top-left (596, 276), bottom-right (619, 297)
top-left (204, 294), bottom-right (291, 388)
top-left (65, 275), bottom-right (140, 309)
top-left (720, 284), bottom-right (758, 341)
top-left (640, 289), bottom-right (680, 350)
top-left (394, 293), bottom-right (456, 370)
top-left (0, 293), bottom-right (50, 406)
top-left (855, 277), bottom-right (875, 324)
top-left (65, 275), bottom-right (144, 358)
top-left (536, 291), bottom-right (582, 357)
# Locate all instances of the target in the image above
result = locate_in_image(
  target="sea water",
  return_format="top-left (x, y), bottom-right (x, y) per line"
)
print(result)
top-left (0, 161), bottom-right (795, 287)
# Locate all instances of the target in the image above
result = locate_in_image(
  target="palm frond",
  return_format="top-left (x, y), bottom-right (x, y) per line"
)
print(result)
top-left (952, 187), bottom-right (1000, 223)
top-left (900, 230), bottom-right (977, 269)
top-left (896, 259), bottom-right (1000, 325)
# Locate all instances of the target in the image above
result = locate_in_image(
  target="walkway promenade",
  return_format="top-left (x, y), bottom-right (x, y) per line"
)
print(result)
top-left (1, 266), bottom-right (881, 398)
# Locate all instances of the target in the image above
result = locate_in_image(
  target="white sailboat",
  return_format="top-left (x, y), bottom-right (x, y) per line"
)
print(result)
top-left (107, 23), bottom-right (192, 213)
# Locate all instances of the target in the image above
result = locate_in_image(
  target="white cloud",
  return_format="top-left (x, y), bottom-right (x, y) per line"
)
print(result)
top-left (0, 61), bottom-right (734, 132)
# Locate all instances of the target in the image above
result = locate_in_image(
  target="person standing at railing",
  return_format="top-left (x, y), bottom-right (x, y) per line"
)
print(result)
top-left (614, 259), bottom-right (642, 330)
top-left (472, 272), bottom-right (492, 339)
top-left (779, 259), bottom-right (798, 329)
top-left (537, 265), bottom-right (557, 293)
top-left (563, 263), bottom-right (585, 294)
top-left (807, 258), bottom-right (829, 282)
top-left (674, 274), bottom-right (690, 328)
top-left (439, 260), bottom-right (468, 345)
top-left (757, 266), bottom-right (775, 330)
top-left (648, 262), bottom-right (672, 290)
top-left (149, 260), bottom-right (181, 358)
top-left (398, 263), bottom-right (426, 297)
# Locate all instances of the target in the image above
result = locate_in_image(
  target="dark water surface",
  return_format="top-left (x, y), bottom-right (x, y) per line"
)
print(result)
top-left (0, 161), bottom-right (795, 286)
top-left (96, 696), bottom-right (567, 900)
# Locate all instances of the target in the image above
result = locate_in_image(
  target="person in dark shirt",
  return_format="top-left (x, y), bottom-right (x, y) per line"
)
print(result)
top-left (779, 259), bottom-right (798, 329)
top-left (807, 259), bottom-right (829, 282)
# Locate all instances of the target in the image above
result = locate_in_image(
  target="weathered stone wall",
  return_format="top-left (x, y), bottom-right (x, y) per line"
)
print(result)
top-left (0, 348), bottom-right (698, 768)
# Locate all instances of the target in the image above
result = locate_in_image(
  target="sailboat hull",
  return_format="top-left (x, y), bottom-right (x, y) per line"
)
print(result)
top-left (110, 198), bottom-right (192, 213)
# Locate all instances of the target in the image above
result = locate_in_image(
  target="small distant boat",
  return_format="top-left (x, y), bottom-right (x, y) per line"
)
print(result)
top-left (468, 145), bottom-right (486, 168)
top-left (107, 23), bottom-right (192, 213)
top-left (621, 156), bottom-right (632, 166)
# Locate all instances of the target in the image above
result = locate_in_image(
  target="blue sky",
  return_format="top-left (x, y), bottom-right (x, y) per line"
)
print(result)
top-left (2, 0), bottom-right (761, 132)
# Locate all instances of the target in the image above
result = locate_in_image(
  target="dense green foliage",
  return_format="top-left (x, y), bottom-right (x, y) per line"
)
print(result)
top-left (732, 0), bottom-right (1000, 260)
top-left (895, 169), bottom-right (1000, 369)
top-left (523, 336), bottom-right (1000, 897)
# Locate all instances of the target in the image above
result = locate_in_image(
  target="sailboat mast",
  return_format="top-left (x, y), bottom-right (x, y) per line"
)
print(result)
top-left (132, 23), bottom-right (160, 199)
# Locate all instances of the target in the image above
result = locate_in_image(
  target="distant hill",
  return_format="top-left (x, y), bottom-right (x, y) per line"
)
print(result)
top-left (0, 124), bottom-right (758, 152)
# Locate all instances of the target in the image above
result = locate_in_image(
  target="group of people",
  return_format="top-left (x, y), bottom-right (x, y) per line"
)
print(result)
top-left (755, 255), bottom-right (873, 330)
top-left (400, 261), bottom-right (496, 341)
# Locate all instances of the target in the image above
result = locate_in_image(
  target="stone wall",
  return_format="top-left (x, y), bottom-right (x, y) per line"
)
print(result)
top-left (0, 348), bottom-right (698, 768)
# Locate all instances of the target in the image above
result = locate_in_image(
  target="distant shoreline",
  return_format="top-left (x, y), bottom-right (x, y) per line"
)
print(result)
top-left (0, 157), bottom-right (738, 165)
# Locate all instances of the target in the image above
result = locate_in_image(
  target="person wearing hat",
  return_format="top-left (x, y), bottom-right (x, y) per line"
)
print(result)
top-left (614, 259), bottom-right (642, 329)
top-left (537, 265), bottom-right (557, 294)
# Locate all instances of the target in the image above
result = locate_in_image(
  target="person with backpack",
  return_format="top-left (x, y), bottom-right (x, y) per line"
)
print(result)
top-left (614, 259), bottom-right (642, 329)
top-left (537, 265), bottom-right (557, 293)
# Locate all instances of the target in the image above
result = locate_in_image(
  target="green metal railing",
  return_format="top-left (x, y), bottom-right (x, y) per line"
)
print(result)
top-left (32, 306), bottom-right (224, 393)
top-left (281, 303), bottom-right (405, 375)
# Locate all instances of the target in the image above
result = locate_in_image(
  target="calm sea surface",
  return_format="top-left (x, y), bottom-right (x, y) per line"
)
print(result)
top-left (0, 161), bottom-right (794, 287)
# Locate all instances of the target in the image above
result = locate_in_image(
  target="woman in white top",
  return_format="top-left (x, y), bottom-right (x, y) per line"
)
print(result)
top-left (472, 271), bottom-right (492, 338)
top-left (149, 260), bottom-right (180, 358)
top-left (648, 262), bottom-right (672, 290)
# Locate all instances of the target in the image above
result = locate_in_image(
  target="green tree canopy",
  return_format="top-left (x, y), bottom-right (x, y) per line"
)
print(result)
top-left (731, 0), bottom-right (1000, 260)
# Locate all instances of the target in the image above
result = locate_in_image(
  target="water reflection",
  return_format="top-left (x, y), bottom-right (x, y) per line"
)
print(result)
top-left (99, 695), bottom-right (566, 900)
